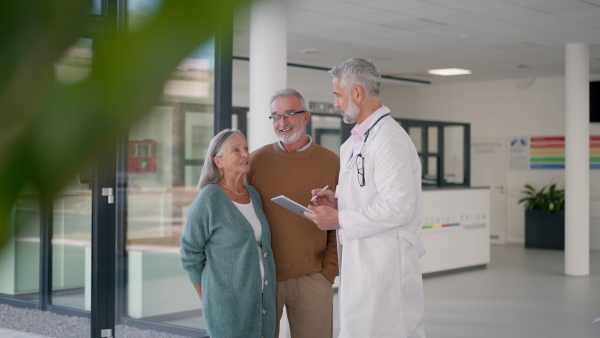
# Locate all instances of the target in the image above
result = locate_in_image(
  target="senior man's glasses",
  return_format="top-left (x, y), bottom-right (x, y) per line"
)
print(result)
top-left (268, 111), bottom-right (306, 121)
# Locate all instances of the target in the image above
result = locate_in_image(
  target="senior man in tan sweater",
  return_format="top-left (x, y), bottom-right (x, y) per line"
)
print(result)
top-left (248, 88), bottom-right (339, 338)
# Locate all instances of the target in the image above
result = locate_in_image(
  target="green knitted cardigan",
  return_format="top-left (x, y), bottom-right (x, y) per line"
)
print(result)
top-left (180, 184), bottom-right (276, 338)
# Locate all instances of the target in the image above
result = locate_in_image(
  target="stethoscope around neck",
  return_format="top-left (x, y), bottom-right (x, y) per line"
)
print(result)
top-left (346, 113), bottom-right (390, 169)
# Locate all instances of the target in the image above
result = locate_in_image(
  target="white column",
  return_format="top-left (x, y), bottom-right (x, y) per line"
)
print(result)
top-left (565, 43), bottom-right (590, 276)
top-left (248, 0), bottom-right (287, 151)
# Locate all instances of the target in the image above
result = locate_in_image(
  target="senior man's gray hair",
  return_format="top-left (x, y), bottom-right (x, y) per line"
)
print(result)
top-left (269, 88), bottom-right (308, 111)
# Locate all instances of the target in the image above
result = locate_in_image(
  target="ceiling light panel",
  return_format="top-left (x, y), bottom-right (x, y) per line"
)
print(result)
top-left (427, 68), bottom-right (472, 76)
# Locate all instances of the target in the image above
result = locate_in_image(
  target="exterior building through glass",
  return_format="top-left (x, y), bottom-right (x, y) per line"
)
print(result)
top-left (0, 1), bottom-right (219, 336)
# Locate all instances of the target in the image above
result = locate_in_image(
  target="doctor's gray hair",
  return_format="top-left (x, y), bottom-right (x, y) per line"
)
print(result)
top-left (329, 58), bottom-right (381, 97)
top-left (270, 88), bottom-right (308, 111)
top-left (197, 129), bottom-right (247, 191)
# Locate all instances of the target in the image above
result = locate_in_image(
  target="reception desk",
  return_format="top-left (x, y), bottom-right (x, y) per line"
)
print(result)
top-left (420, 187), bottom-right (490, 274)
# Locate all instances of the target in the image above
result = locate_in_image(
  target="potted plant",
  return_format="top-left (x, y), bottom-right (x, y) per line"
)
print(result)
top-left (518, 183), bottom-right (565, 250)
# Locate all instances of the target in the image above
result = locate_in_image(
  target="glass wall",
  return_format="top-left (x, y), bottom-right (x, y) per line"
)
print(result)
top-left (51, 177), bottom-right (92, 311)
top-left (0, 1), bottom-right (230, 336)
top-left (398, 118), bottom-right (470, 187)
top-left (50, 37), bottom-right (94, 311)
top-left (124, 2), bottom-right (215, 329)
top-left (310, 114), bottom-right (342, 156)
top-left (443, 125), bottom-right (466, 185)
top-left (0, 188), bottom-right (41, 301)
top-left (0, 37), bottom-right (94, 308)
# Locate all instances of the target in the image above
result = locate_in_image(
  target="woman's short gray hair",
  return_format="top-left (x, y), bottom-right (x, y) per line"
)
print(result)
top-left (197, 129), bottom-right (246, 191)
top-left (328, 58), bottom-right (381, 97)
top-left (269, 88), bottom-right (308, 111)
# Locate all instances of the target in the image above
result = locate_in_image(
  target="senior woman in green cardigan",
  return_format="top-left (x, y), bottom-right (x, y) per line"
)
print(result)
top-left (180, 129), bottom-right (276, 338)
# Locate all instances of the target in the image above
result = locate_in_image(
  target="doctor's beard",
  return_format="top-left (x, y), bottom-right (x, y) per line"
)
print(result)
top-left (342, 99), bottom-right (361, 124)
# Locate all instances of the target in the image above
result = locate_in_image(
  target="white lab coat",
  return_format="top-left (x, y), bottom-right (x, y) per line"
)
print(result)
top-left (336, 106), bottom-right (426, 338)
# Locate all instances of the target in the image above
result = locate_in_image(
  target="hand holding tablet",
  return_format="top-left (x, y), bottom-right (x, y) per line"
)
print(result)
top-left (271, 195), bottom-right (315, 222)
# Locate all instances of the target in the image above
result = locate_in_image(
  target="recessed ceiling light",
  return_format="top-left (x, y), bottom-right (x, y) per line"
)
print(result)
top-left (427, 68), bottom-right (472, 76)
top-left (300, 48), bottom-right (318, 54)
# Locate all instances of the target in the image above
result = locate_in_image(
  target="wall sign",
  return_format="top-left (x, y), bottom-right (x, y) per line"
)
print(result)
top-left (529, 136), bottom-right (565, 169)
top-left (309, 100), bottom-right (338, 114)
top-left (509, 136), bottom-right (529, 170)
top-left (509, 135), bottom-right (600, 170)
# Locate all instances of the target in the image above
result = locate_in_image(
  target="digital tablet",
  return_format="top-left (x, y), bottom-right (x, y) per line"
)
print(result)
top-left (270, 195), bottom-right (315, 222)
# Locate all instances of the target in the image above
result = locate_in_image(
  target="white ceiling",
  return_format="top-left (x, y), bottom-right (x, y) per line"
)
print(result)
top-left (233, 0), bottom-right (600, 84)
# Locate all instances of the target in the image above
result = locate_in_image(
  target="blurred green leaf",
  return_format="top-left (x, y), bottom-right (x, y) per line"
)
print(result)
top-left (0, 0), bottom-right (248, 247)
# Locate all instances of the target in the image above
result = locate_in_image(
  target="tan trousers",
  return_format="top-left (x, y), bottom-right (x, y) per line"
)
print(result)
top-left (274, 272), bottom-right (334, 338)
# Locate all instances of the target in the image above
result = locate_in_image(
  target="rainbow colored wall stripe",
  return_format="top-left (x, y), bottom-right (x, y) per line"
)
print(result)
top-left (423, 223), bottom-right (460, 229)
top-left (529, 136), bottom-right (600, 170)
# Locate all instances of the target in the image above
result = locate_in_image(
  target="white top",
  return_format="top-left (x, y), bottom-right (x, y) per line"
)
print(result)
top-left (232, 200), bottom-right (264, 286)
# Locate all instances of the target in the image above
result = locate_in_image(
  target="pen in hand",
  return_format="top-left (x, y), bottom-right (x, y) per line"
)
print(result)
top-left (310, 185), bottom-right (329, 202)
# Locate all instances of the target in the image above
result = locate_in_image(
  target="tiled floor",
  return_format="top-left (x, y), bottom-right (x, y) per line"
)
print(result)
top-left (244, 244), bottom-right (600, 337)
top-left (423, 244), bottom-right (600, 338)
top-left (3, 244), bottom-right (600, 337)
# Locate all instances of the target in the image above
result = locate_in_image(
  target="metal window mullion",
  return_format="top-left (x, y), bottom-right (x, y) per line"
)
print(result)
top-left (91, 152), bottom-right (117, 338)
top-left (438, 126), bottom-right (445, 187)
top-left (214, 4), bottom-right (233, 135)
top-left (464, 124), bottom-right (471, 186)
top-left (89, 1), bottom-right (121, 337)
top-left (39, 196), bottom-right (53, 311)
top-left (114, 132), bottom-right (129, 323)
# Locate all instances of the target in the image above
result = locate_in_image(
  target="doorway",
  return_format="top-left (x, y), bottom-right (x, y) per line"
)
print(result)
top-left (471, 136), bottom-right (507, 244)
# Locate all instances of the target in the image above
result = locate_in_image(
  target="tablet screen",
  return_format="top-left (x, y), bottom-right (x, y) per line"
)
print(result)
top-left (270, 195), bottom-right (315, 222)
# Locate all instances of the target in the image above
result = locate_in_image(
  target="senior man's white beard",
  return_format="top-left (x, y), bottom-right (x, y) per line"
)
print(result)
top-left (342, 99), bottom-right (361, 124)
top-left (278, 120), bottom-right (306, 145)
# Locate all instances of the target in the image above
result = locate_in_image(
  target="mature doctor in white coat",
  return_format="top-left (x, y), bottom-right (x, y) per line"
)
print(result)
top-left (304, 58), bottom-right (426, 338)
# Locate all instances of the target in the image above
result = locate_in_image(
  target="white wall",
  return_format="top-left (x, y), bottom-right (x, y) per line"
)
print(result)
top-left (233, 62), bottom-right (600, 246)
top-left (383, 76), bottom-right (600, 246)
top-left (233, 61), bottom-right (335, 108)
top-left (387, 77), bottom-right (567, 133)
top-left (386, 77), bottom-right (566, 243)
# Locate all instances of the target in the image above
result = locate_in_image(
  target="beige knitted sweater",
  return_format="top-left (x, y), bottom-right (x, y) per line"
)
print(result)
top-left (248, 141), bottom-right (340, 283)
